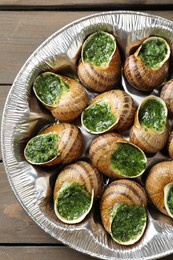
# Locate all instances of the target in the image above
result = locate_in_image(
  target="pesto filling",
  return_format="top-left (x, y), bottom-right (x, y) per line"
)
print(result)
top-left (56, 183), bottom-right (91, 221)
top-left (111, 204), bottom-right (146, 243)
top-left (33, 72), bottom-right (69, 106)
top-left (167, 186), bottom-right (173, 215)
top-left (139, 99), bottom-right (167, 131)
top-left (82, 101), bottom-right (117, 133)
top-left (111, 143), bottom-right (146, 177)
top-left (138, 38), bottom-right (168, 69)
top-left (83, 31), bottom-right (116, 67)
top-left (24, 133), bottom-right (60, 163)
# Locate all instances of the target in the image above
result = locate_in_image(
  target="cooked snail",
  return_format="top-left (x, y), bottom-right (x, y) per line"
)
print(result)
top-left (100, 179), bottom-right (147, 245)
top-left (124, 36), bottom-right (170, 91)
top-left (77, 31), bottom-right (121, 92)
top-left (160, 79), bottom-right (173, 116)
top-left (81, 89), bottom-right (136, 134)
top-left (53, 160), bottom-right (103, 224)
top-left (24, 123), bottom-right (83, 166)
top-left (89, 132), bottom-right (147, 179)
top-left (33, 72), bottom-right (88, 122)
top-left (168, 131), bottom-right (173, 159)
top-left (146, 161), bottom-right (173, 218)
top-left (130, 95), bottom-right (169, 154)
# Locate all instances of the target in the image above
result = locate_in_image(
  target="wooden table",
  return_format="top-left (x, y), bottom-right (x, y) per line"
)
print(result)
top-left (1, 1), bottom-right (173, 259)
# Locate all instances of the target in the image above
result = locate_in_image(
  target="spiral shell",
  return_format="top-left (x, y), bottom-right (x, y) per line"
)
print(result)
top-left (124, 36), bottom-right (170, 91)
top-left (168, 131), bottom-right (173, 159)
top-left (130, 95), bottom-right (169, 154)
top-left (160, 79), bottom-right (173, 116)
top-left (24, 123), bottom-right (83, 166)
top-left (53, 160), bottom-right (103, 224)
top-left (145, 161), bottom-right (173, 218)
top-left (77, 31), bottom-right (121, 92)
top-left (33, 72), bottom-right (88, 122)
top-left (100, 179), bottom-right (147, 245)
top-left (81, 89), bottom-right (136, 134)
top-left (89, 132), bottom-right (147, 179)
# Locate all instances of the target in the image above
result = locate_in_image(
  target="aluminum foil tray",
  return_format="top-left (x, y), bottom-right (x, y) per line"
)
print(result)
top-left (1, 11), bottom-right (173, 260)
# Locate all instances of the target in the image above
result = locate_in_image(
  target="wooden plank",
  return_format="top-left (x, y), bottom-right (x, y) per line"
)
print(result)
top-left (1, 11), bottom-right (173, 85)
top-left (0, 163), bottom-right (58, 244)
top-left (0, 246), bottom-right (172, 260)
top-left (0, 0), bottom-right (173, 6)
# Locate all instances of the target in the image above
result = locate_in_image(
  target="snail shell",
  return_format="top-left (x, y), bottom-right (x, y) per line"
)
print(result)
top-left (145, 161), bottom-right (173, 218)
top-left (124, 36), bottom-right (170, 91)
top-left (168, 131), bottom-right (173, 159)
top-left (77, 31), bottom-right (121, 92)
top-left (33, 72), bottom-right (88, 122)
top-left (24, 123), bottom-right (83, 166)
top-left (53, 160), bottom-right (103, 224)
top-left (89, 132), bottom-right (147, 179)
top-left (130, 95), bottom-right (169, 154)
top-left (100, 179), bottom-right (147, 245)
top-left (81, 89), bottom-right (136, 134)
top-left (160, 79), bottom-right (173, 116)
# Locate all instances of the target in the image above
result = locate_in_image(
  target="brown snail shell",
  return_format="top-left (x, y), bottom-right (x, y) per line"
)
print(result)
top-left (24, 123), bottom-right (83, 166)
top-left (33, 72), bottom-right (88, 122)
top-left (77, 31), bottom-right (121, 92)
top-left (100, 179), bottom-right (147, 245)
top-left (168, 131), bottom-right (173, 159)
top-left (53, 160), bottom-right (103, 223)
top-left (81, 89), bottom-right (136, 134)
top-left (124, 36), bottom-right (170, 91)
top-left (160, 79), bottom-right (173, 116)
top-left (130, 95), bottom-right (169, 154)
top-left (89, 132), bottom-right (147, 179)
top-left (145, 161), bottom-right (173, 218)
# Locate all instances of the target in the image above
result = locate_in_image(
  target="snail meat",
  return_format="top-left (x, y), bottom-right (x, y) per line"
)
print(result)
top-left (130, 95), bottom-right (168, 154)
top-left (89, 132), bottom-right (147, 179)
top-left (24, 123), bottom-right (83, 166)
top-left (100, 179), bottom-right (147, 245)
top-left (124, 36), bottom-right (170, 91)
top-left (81, 90), bottom-right (136, 134)
top-left (33, 72), bottom-right (88, 122)
top-left (146, 161), bottom-right (173, 218)
top-left (77, 31), bottom-right (121, 92)
top-left (53, 161), bottom-right (103, 224)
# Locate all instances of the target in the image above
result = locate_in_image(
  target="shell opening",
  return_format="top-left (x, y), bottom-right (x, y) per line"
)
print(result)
top-left (110, 142), bottom-right (147, 178)
top-left (81, 31), bottom-right (116, 67)
top-left (54, 182), bottom-right (94, 224)
top-left (110, 203), bottom-right (147, 245)
top-left (164, 183), bottom-right (173, 218)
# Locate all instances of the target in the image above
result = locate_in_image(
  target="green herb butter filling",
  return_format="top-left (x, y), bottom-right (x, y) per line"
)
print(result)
top-left (33, 72), bottom-right (69, 106)
top-left (111, 204), bottom-right (147, 244)
top-left (82, 31), bottom-right (116, 67)
top-left (139, 99), bottom-right (167, 131)
top-left (166, 185), bottom-right (173, 215)
top-left (138, 38), bottom-right (168, 69)
top-left (111, 143), bottom-right (146, 177)
top-left (24, 133), bottom-right (60, 163)
top-left (56, 183), bottom-right (92, 221)
top-left (82, 101), bottom-right (117, 133)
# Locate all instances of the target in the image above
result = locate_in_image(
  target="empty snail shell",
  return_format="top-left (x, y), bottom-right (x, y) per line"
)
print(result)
top-left (168, 131), bottom-right (173, 159)
top-left (24, 123), bottom-right (83, 166)
top-left (89, 132), bottom-right (147, 179)
top-left (160, 79), bottom-right (173, 116)
top-left (77, 31), bottom-right (121, 92)
top-left (100, 179), bottom-right (147, 245)
top-left (130, 95), bottom-right (169, 154)
top-left (53, 160), bottom-right (103, 224)
top-left (146, 161), bottom-right (173, 218)
top-left (33, 72), bottom-right (88, 122)
top-left (81, 89), bottom-right (136, 134)
top-left (124, 36), bottom-right (170, 91)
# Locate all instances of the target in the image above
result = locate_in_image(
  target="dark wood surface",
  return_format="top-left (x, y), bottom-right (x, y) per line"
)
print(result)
top-left (1, 2), bottom-right (173, 259)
